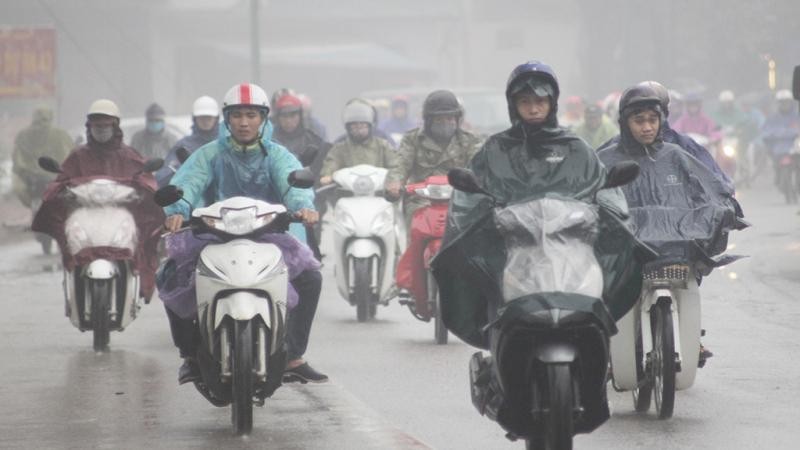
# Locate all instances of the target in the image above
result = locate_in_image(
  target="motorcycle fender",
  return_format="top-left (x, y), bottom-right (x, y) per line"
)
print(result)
top-left (345, 239), bottom-right (381, 259)
top-left (83, 259), bottom-right (117, 279)
top-left (213, 291), bottom-right (271, 330)
top-left (534, 342), bottom-right (577, 364)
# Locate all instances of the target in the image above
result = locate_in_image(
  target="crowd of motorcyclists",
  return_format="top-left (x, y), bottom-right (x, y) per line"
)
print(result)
top-left (8, 57), bottom-right (798, 444)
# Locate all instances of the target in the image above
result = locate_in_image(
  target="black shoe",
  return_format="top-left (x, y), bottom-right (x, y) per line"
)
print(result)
top-left (698, 346), bottom-right (714, 368)
top-left (178, 358), bottom-right (201, 384)
top-left (283, 362), bottom-right (329, 384)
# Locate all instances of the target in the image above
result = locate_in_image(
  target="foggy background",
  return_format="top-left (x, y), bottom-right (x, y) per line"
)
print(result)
top-left (1, 0), bottom-right (798, 142)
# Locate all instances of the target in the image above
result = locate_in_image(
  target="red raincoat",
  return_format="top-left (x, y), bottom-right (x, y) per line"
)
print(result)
top-left (32, 136), bottom-right (165, 299)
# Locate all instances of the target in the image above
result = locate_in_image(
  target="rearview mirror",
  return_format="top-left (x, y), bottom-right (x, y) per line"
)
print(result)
top-left (288, 169), bottom-right (315, 189)
top-left (604, 161), bottom-right (640, 189)
top-left (38, 156), bottom-right (62, 174)
top-left (142, 158), bottom-right (164, 173)
top-left (154, 185), bottom-right (184, 207)
top-left (175, 147), bottom-right (190, 164)
top-left (447, 168), bottom-right (489, 195)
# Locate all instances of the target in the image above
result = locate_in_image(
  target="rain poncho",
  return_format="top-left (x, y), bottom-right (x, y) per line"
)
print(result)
top-left (573, 116), bottom-right (619, 150)
top-left (155, 119), bottom-right (219, 187)
top-left (163, 121), bottom-right (314, 219)
top-left (320, 134), bottom-right (399, 178)
top-left (12, 109), bottom-right (73, 207)
top-left (431, 64), bottom-right (645, 348)
top-left (759, 110), bottom-right (800, 157)
top-left (130, 127), bottom-right (179, 160)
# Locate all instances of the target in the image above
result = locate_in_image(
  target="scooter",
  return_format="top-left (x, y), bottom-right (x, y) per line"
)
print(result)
top-left (326, 164), bottom-right (398, 322)
top-left (395, 175), bottom-right (452, 344)
top-left (447, 164), bottom-right (640, 450)
top-left (38, 157), bottom-right (163, 351)
top-left (153, 169), bottom-right (314, 435)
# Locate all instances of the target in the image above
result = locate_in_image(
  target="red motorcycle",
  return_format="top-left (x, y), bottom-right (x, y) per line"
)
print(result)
top-left (396, 175), bottom-right (452, 344)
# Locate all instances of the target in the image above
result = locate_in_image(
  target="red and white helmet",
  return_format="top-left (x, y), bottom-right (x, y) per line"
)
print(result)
top-left (222, 83), bottom-right (270, 115)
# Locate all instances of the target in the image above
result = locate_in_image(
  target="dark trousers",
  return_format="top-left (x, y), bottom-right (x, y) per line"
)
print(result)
top-left (166, 269), bottom-right (322, 361)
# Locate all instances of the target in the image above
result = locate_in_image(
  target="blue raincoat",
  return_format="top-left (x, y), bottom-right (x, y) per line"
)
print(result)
top-left (164, 121), bottom-right (314, 240)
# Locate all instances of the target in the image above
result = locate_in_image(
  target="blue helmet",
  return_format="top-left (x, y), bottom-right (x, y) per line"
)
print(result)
top-left (505, 61), bottom-right (560, 125)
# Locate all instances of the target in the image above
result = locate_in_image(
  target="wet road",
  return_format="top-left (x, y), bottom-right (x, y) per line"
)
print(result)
top-left (1, 176), bottom-right (799, 449)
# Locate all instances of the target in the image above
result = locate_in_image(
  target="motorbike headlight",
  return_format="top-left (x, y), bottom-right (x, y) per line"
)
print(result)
top-left (334, 208), bottom-right (357, 233)
top-left (202, 207), bottom-right (276, 235)
top-left (415, 184), bottom-right (453, 200)
top-left (371, 206), bottom-right (394, 235)
top-left (352, 176), bottom-right (376, 196)
top-left (723, 145), bottom-right (736, 158)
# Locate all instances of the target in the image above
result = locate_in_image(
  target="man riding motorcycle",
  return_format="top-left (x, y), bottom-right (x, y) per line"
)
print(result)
top-left (319, 99), bottom-right (399, 188)
top-left (32, 99), bottom-right (164, 300)
top-left (131, 103), bottom-right (179, 160)
top-left (759, 89), bottom-right (800, 182)
top-left (431, 61), bottom-right (645, 441)
top-left (156, 95), bottom-right (220, 187)
top-left (385, 89), bottom-right (482, 228)
top-left (161, 83), bottom-right (327, 385)
top-left (574, 104), bottom-right (619, 150)
top-left (12, 107), bottom-right (73, 253)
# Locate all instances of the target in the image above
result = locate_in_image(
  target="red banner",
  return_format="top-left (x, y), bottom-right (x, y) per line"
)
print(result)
top-left (0, 27), bottom-right (56, 98)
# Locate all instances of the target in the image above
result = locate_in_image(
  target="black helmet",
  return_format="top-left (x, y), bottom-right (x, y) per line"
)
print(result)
top-left (505, 61), bottom-right (560, 126)
top-left (619, 85), bottom-right (662, 120)
top-left (637, 81), bottom-right (670, 117)
top-left (422, 90), bottom-right (463, 118)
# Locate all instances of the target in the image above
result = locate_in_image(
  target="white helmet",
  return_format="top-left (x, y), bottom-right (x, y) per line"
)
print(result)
top-left (776, 89), bottom-right (793, 101)
top-left (222, 83), bottom-right (270, 114)
top-left (342, 99), bottom-right (375, 125)
top-left (87, 99), bottom-right (120, 119)
top-left (192, 95), bottom-right (219, 117)
top-left (718, 90), bottom-right (735, 103)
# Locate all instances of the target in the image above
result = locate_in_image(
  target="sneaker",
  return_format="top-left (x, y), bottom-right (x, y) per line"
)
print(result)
top-left (178, 357), bottom-right (201, 385)
top-left (283, 362), bottom-right (329, 384)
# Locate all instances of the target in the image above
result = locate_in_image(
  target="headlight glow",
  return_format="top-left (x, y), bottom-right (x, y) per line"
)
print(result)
top-left (201, 207), bottom-right (276, 235)
top-left (723, 145), bottom-right (736, 158)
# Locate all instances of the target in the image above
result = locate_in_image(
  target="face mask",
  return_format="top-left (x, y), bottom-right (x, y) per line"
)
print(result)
top-left (90, 126), bottom-right (114, 143)
top-left (146, 120), bottom-right (165, 134)
top-left (429, 121), bottom-right (457, 142)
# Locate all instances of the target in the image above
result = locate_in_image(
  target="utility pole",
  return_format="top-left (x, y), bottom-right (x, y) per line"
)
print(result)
top-left (250, 0), bottom-right (261, 84)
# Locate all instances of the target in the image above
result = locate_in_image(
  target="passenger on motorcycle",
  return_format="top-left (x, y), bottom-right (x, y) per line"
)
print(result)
top-left (32, 99), bottom-right (165, 300)
top-left (156, 95), bottom-right (220, 187)
top-left (385, 90), bottom-right (482, 228)
top-left (161, 83), bottom-right (327, 385)
top-left (319, 99), bottom-right (399, 188)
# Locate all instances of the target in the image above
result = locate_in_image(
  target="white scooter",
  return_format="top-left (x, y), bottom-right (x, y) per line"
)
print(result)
top-left (326, 164), bottom-right (398, 322)
top-left (610, 263), bottom-right (701, 419)
top-left (154, 170), bottom-right (314, 435)
top-left (39, 157), bottom-right (163, 351)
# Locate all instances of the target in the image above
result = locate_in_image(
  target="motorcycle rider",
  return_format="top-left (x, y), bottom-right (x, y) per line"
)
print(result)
top-left (272, 92), bottom-right (332, 259)
top-left (431, 61), bottom-right (638, 432)
top-left (162, 83), bottom-right (328, 384)
top-left (759, 89), bottom-right (800, 185)
top-left (319, 99), bottom-right (399, 188)
top-left (385, 89), bottom-right (482, 228)
top-left (156, 95), bottom-right (220, 187)
top-left (297, 93), bottom-right (328, 141)
top-left (574, 104), bottom-right (619, 150)
top-left (379, 95), bottom-right (417, 137)
top-left (131, 103), bottom-right (179, 160)
top-left (31, 99), bottom-right (164, 300)
top-left (597, 84), bottom-right (746, 365)
top-left (599, 81), bottom-right (735, 192)
top-left (12, 107), bottom-right (73, 253)
top-left (672, 92), bottom-right (719, 139)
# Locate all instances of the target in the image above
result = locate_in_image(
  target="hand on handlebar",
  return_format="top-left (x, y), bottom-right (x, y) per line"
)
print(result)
top-left (385, 181), bottom-right (402, 199)
top-left (319, 176), bottom-right (333, 185)
top-left (164, 214), bottom-right (184, 232)
top-left (295, 208), bottom-right (319, 226)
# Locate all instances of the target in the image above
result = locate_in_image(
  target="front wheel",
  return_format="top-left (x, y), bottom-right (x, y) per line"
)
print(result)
top-left (632, 312), bottom-right (652, 412)
top-left (231, 320), bottom-right (254, 435)
top-left (353, 258), bottom-right (372, 323)
top-left (652, 301), bottom-right (676, 419)
top-left (91, 279), bottom-right (112, 351)
top-left (527, 364), bottom-right (574, 450)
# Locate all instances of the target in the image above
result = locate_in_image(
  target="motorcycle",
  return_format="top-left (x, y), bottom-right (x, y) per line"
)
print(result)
top-left (395, 175), bottom-right (452, 344)
top-left (153, 169), bottom-right (314, 435)
top-left (446, 163), bottom-right (640, 450)
top-left (38, 156), bottom-right (163, 351)
top-left (324, 164), bottom-right (398, 322)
